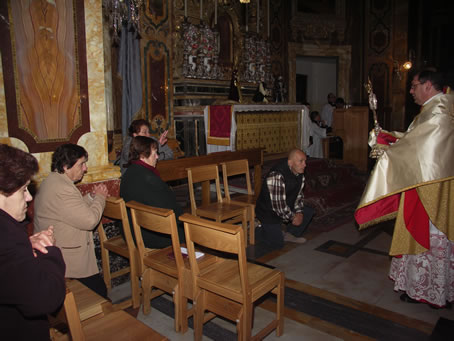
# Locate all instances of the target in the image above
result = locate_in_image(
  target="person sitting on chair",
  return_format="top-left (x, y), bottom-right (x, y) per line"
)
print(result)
top-left (120, 136), bottom-right (185, 249)
top-left (119, 119), bottom-right (173, 175)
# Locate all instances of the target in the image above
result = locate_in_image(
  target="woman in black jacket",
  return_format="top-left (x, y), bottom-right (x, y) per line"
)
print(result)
top-left (0, 144), bottom-right (66, 340)
top-left (120, 136), bottom-right (185, 248)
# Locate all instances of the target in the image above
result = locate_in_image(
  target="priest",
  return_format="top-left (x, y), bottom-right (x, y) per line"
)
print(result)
top-left (355, 69), bottom-right (454, 308)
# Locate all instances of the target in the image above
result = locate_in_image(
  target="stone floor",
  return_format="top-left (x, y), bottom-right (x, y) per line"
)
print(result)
top-left (109, 218), bottom-right (453, 340)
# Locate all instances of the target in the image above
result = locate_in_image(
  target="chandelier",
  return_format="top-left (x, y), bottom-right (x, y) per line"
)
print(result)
top-left (240, 0), bottom-right (250, 3)
top-left (103, 0), bottom-right (143, 44)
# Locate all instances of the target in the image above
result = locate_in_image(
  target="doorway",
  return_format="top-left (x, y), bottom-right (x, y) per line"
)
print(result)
top-left (296, 56), bottom-right (338, 112)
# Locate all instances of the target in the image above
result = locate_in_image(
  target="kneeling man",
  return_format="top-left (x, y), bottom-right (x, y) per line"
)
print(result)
top-left (255, 148), bottom-right (314, 249)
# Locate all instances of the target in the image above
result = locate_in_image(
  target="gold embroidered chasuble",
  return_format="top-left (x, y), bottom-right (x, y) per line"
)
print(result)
top-left (356, 93), bottom-right (454, 255)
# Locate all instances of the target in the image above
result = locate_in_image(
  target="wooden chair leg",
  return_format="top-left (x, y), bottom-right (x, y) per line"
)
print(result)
top-left (179, 295), bottom-right (189, 333)
top-left (242, 304), bottom-right (253, 341)
top-left (276, 274), bottom-right (285, 336)
top-left (100, 247), bottom-right (112, 290)
top-left (130, 265), bottom-right (141, 309)
top-left (142, 269), bottom-right (152, 315)
top-left (193, 290), bottom-right (205, 341)
top-left (248, 206), bottom-right (256, 245)
top-left (236, 308), bottom-right (244, 341)
top-left (241, 209), bottom-right (248, 245)
top-left (173, 286), bottom-right (181, 333)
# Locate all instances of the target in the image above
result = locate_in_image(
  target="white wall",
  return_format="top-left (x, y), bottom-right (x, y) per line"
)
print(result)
top-left (296, 57), bottom-right (337, 112)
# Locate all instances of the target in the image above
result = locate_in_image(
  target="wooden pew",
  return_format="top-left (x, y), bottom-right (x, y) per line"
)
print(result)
top-left (156, 148), bottom-right (264, 206)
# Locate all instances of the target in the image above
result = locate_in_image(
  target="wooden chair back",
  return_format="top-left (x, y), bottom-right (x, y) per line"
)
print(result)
top-left (126, 201), bottom-right (192, 333)
top-left (126, 201), bottom-right (185, 276)
top-left (187, 163), bottom-right (223, 215)
top-left (181, 214), bottom-right (249, 299)
top-left (221, 159), bottom-right (253, 200)
top-left (180, 213), bottom-right (284, 340)
top-left (221, 159), bottom-right (258, 244)
top-left (99, 197), bottom-right (136, 254)
top-left (98, 196), bottom-right (140, 308)
top-left (62, 288), bottom-right (87, 341)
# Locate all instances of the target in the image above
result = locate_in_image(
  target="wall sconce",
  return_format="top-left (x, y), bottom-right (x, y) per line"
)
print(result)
top-left (402, 61), bottom-right (412, 70)
top-left (393, 59), bottom-right (412, 80)
top-left (393, 49), bottom-right (415, 80)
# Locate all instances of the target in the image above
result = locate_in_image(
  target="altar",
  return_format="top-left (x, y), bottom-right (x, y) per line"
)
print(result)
top-left (204, 104), bottom-right (306, 154)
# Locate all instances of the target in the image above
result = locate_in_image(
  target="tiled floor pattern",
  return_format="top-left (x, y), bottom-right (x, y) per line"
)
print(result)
top-left (109, 219), bottom-right (453, 340)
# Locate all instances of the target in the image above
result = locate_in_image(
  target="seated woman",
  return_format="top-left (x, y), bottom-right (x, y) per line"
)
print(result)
top-left (0, 144), bottom-right (66, 340)
top-left (34, 144), bottom-right (109, 299)
top-left (119, 119), bottom-right (173, 175)
top-left (307, 111), bottom-right (327, 158)
top-left (120, 136), bottom-right (184, 248)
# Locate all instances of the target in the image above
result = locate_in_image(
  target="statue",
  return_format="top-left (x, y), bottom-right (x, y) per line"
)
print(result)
top-left (253, 80), bottom-right (269, 103)
top-left (228, 69), bottom-right (242, 102)
top-left (273, 75), bottom-right (286, 103)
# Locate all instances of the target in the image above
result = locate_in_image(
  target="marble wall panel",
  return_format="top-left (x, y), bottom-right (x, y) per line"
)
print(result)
top-left (0, 0), bottom-right (119, 183)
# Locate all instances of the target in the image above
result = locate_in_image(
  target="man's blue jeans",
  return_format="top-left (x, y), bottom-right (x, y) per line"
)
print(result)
top-left (258, 206), bottom-right (315, 249)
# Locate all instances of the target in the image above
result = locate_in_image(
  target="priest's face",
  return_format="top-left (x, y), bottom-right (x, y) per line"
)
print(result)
top-left (410, 75), bottom-right (428, 105)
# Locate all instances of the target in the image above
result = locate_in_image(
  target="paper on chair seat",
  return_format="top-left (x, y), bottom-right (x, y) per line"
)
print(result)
top-left (181, 247), bottom-right (204, 259)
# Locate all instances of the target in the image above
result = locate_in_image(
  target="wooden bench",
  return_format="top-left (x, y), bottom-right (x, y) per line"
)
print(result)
top-left (156, 148), bottom-right (264, 206)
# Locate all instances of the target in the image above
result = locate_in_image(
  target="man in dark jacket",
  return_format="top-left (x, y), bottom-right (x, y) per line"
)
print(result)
top-left (255, 149), bottom-right (314, 249)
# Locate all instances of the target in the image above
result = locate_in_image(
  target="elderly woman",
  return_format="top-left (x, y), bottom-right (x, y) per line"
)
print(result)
top-left (0, 144), bottom-right (66, 340)
top-left (119, 119), bottom-right (173, 175)
top-left (34, 144), bottom-right (109, 298)
top-left (120, 136), bottom-right (184, 248)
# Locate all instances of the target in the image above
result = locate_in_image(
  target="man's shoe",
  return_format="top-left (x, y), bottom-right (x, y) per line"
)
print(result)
top-left (284, 232), bottom-right (307, 244)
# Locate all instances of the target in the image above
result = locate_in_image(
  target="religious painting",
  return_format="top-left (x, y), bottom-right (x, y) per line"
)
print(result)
top-left (143, 40), bottom-right (171, 133)
top-left (0, 0), bottom-right (90, 153)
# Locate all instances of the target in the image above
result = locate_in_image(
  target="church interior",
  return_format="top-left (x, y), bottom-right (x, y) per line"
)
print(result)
top-left (0, 0), bottom-right (453, 340)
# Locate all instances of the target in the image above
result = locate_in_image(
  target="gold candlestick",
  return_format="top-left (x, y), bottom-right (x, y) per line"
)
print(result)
top-left (364, 78), bottom-right (383, 159)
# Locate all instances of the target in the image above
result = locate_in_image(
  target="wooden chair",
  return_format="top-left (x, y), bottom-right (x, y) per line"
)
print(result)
top-left (98, 197), bottom-right (140, 309)
top-left (180, 213), bottom-right (285, 341)
top-left (186, 163), bottom-right (248, 242)
top-left (221, 159), bottom-right (258, 244)
top-left (126, 201), bottom-right (218, 333)
top-left (55, 287), bottom-right (167, 341)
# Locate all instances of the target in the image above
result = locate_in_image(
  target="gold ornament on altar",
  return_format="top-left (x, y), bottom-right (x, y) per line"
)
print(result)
top-left (364, 78), bottom-right (384, 159)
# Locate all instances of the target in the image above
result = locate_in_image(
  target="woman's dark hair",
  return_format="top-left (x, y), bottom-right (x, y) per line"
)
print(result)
top-left (0, 144), bottom-right (38, 196)
top-left (310, 111), bottom-right (320, 123)
top-left (128, 119), bottom-right (151, 137)
top-left (129, 136), bottom-right (158, 162)
top-left (51, 144), bottom-right (88, 173)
